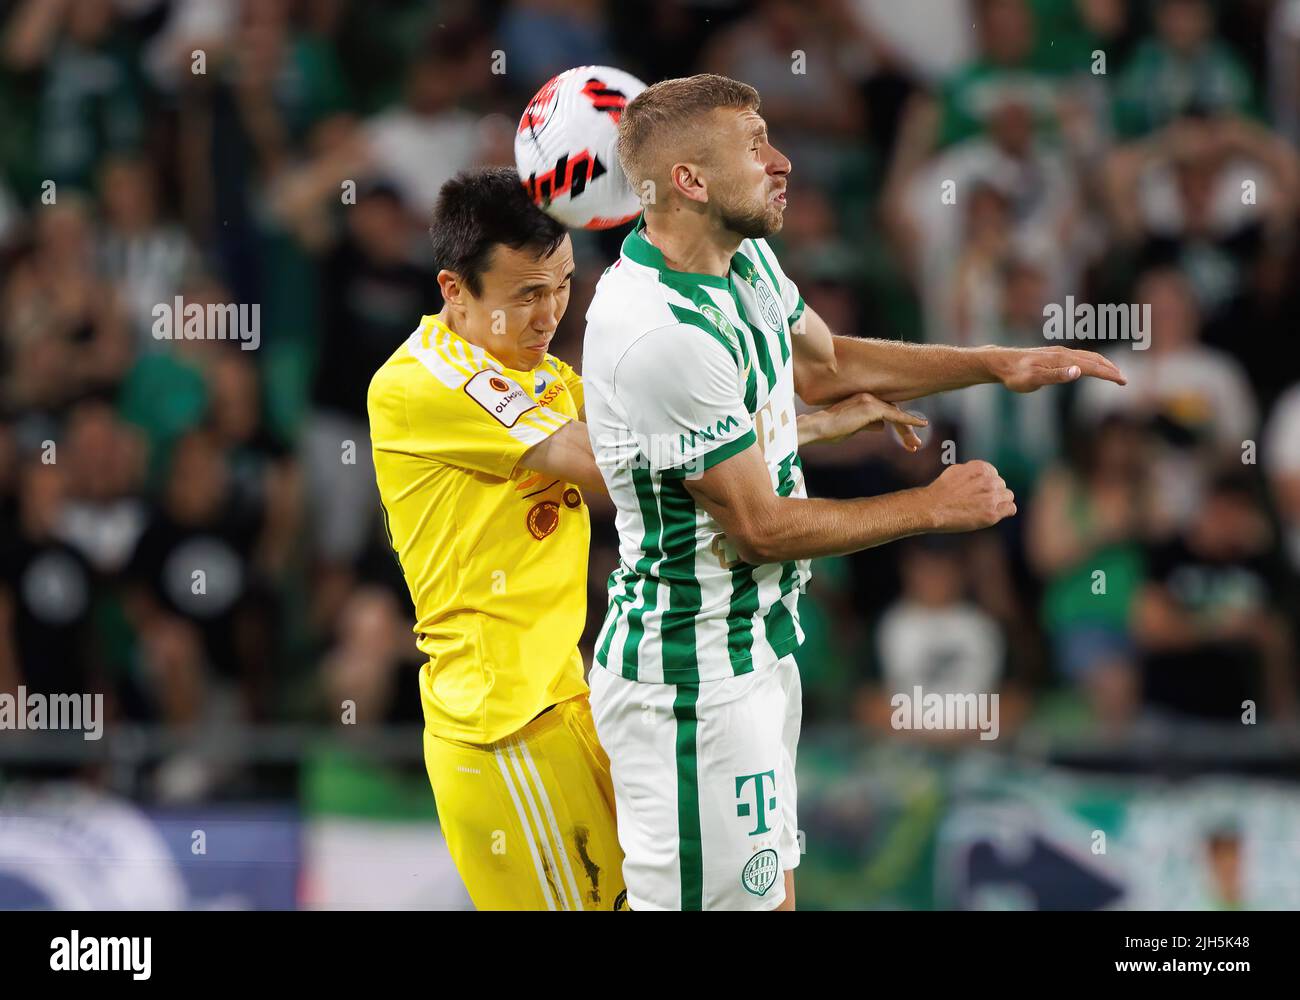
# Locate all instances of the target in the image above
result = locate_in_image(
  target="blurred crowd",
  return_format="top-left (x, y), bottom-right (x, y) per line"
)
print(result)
top-left (1, 0), bottom-right (1299, 799)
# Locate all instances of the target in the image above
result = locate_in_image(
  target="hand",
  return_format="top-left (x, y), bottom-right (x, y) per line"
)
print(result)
top-left (923, 460), bottom-right (1017, 532)
top-left (802, 391), bottom-right (928, 450)
top-left (988, 346), bottom-right (1127, 393)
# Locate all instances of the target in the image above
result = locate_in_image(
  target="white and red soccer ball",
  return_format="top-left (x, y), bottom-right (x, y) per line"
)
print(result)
top-left (515, 65), bottom-right (648, 230)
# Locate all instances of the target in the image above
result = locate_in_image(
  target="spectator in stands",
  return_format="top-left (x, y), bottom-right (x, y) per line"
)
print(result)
top-left (205, 351), bottom-right (301, 581)
top-left (1075, 266), bottom-right (1258, 529)
top-left (700, 0), bottom-right (864, 187)
top-left (948, 254), bottom-right (1063, 499)
top-left (97, 155), bottom-right (202, 352)
top-left (359, 28), bottom-right (494, 213)
top-left (124, 428), bottom-right (274, 730)
top-left (321, 585), bottom-right (424, 726)
top-left (0, 456), bottom-right (97, 701)
top-left (857, 537), bottom-right (1025, 741)
top-left (52, 399), bottom-right (147, 578)
top-left (1028, 414), bottom-right (1156, 729)
top-left (891, 92), bottom-right (1094, 340)
top-left (886, 0), bottom-right (1061, 190)
top-left (1112, 0), bottom-right (1255, 139)
top-left (1101, 114), bottom-right (1299, 321)
top-left (1133, 470), bottom-right (1297, 722)
top-left (1, 0), bottom-right (144, 191)
top-left (2, 197), bottom-right (132, 415)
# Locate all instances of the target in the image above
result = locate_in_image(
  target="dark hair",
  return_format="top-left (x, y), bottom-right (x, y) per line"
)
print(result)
top-left (428, 167), bottom-right (567, 296)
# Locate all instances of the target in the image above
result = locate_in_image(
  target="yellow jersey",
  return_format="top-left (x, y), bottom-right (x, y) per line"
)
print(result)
top-left (368, 315), bottom-right (590, 744)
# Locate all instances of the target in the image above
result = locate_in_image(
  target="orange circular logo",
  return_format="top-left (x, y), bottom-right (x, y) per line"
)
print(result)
top-left (527, 501), bottom-right (560, 539)
top-left (489, 376), bottom-right (510, 392)
top-left (562, 488), bottom-right (582, 509)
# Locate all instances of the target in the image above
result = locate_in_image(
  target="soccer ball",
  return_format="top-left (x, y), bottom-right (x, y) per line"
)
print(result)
top-left (515, 65), bottom-right (648, 230)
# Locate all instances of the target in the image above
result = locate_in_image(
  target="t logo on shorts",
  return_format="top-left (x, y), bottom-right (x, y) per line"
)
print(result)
top-left (735, 770), bottom-right (777, 835)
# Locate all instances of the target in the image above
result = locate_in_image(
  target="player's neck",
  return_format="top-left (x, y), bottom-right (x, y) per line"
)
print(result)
top-left (642, 211), bottom-right (740, 279)
top-left (437, 308), bottom-right (512, 368)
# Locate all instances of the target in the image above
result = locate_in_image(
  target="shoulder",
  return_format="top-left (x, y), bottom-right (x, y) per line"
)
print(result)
top-left (586, 257), bottom-right (679, 334)
top-left (367, 320), bottom-right (493, 424)
top-left (543, 353), bottom-right (583, 393)
top-left (614, 321), bottom-right (741, 400)
top-left (584, 260), bottom-right (692, 388)
top-left (367, 338), bottom-right (412, 421)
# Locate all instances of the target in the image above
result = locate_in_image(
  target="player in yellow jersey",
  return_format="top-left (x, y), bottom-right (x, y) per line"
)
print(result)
top-left (368, 168), bottom-right (616, 910)
top-left (368, 168), bottom-right (927, 910)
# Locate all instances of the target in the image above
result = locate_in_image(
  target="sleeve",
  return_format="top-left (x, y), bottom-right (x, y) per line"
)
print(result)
top-left (614, 324), bottom-right (754, 478)
top-left (377, 367), bottom-right (573, 480)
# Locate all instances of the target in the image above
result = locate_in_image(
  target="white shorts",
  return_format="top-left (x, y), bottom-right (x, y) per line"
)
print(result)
top-left (588, 654), bottom-right (802, 911)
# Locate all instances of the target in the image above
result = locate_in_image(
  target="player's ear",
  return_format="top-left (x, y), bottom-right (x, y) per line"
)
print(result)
top-left (437, 269), bottom-right (466, 305)
top-left (670, 162), bottom-right (708, 205)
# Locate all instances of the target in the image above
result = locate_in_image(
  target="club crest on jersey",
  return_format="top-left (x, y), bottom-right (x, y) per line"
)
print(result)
top-left (755, 280), bottom-right (783, 333)
top-left (527, 500), bottom-right (560, 539)
top-left (699, 304), bottom-right (740, 352)
top-left (522, 481), bottom-right (582, 540)
top-left (741, 849), bottom-right (779, 897)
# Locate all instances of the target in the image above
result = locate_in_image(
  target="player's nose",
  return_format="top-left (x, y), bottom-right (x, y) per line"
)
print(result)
top-left (538, 300), bottom-right (564, 331)
top-left (767, 145), bottom-right (791, 177)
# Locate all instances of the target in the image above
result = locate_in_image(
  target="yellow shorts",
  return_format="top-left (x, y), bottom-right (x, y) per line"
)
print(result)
top-left (424, 693), bottom-right (626, 910)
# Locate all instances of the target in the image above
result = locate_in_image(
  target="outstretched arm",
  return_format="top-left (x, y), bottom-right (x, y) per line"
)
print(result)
top-left (522, 391), bottom-right (929, 496)
top-left (791, 304), bottom-right (1127, 406)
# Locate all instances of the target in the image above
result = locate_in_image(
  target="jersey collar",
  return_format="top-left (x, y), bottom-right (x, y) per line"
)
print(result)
top-left (425, 314), bottom-right (549, 379)
top-left (621, 214), bottom-right (736, 291)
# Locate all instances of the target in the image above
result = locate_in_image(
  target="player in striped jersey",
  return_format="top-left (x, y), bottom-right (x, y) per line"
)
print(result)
top-left (581, 75), bottom-right (1127, 910)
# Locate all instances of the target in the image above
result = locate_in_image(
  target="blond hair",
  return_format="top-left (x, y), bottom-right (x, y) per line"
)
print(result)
top-left (617, 73), bottom-right (760, 190)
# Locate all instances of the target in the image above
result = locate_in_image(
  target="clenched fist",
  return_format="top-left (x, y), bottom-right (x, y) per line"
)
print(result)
top-left (923, 460), bottom-right (1016, 532)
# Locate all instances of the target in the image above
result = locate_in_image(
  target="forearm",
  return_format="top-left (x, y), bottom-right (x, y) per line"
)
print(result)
top-left (690, 448), bottom-right (1011, 561)
top-left (804, 337), bottom-right (999, 405)
top-left (737, 488), bottom-right (936, 563)
top-left (519, 420), bottom-right (608, 497)
top-left (795, 410), bottom-right (833, 446)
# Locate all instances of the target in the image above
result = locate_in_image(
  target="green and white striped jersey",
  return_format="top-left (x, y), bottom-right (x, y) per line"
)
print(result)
top-left (583, 216), bottom-right (811, 685)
